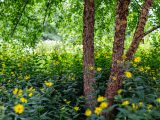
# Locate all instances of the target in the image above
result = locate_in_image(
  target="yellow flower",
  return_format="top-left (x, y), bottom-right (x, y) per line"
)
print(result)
top-left (97, 96), bottom-right (105, 102)
top-left (66, 101), bottom-right (71, 105)
top-left (146, 66), bottom-right (150, 70)
top-left (13, 88), bottom-right (23, 97)
top-left (25, 75), bottom-right (30, 80)
top-left (100, 102), bottom-right (108, 109)
top-left (18, 64), bottom-right (21, 67)
top-left (133, 64), bottom-right (137, 67)
top-left (85, 109), bottom-right (92, 117)
top-left (112, 76), bottom-right (117, 81)
top-left (45, 81), bottom-right (53, 87)
top-left (132, 103), bottom-right (138, 111)
top-left (27, 87), bottom-right (35, 92)
top-left (124, 71), bottom-right (132, 78)
top-left (134, 57), bottom-right (141, 62)
top-left (156, 97), bottom-right (160, 103)
top-left (20, 98), bottom-right (27, 103)
top-left (28, 93), bottom-right (33, 97)
top-left (79, 96), bottom-right (83, 99)
top-left (74, 106), bottom-right (79, 111)
top-left (18, 89), bottom-right (23, 97)
top-left (122, 55), bottom-right (126, 60)
top-left (147, 104), bottom-right (153, 110)
top-left (13, 88), bottom-right (19, 95)
top-left (14, 104), bottom-right (24, 114)
top-left (147, 105), bottom-right (153, 112)
top-left (139, 67), bottom-right (144, 72)
top-left (11, 72), bottom-right (15, 75)
top-left (122, 100), bottom-right (129, 106)
top-left (117, 60), bottom-right (122, 64)
top-left (89, 66), bottom-right (94, 71)
top-left (117, 89), bottom-right (123, 95)
top-left (97, 67), bottom-right (102, 72)
top-left (94, 107), bottom-right (102, 115)
top-left (139, 102), bottom-right (143, 107)
top-left (63, 99), bottom-right (71, 104)
top-left (106, 55), bottom-right (110, 59)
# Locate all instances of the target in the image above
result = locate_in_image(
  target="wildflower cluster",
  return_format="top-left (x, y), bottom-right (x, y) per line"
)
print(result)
top-left (85, 96), bottom-right (108, 117)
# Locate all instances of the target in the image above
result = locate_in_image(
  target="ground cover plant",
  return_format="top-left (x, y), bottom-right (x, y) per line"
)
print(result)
top-left (0, 0), bottom-right (160, 120)
top-left (0, 36), bottom-right (160, 120)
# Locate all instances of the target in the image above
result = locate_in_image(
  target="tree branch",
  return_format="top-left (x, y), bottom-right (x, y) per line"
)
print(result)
top-left (42, 0), bottom-right (51, 26)
top-left (11, 1), bottom-right (28, 37)
top-left (143, 25), bottom-right (160, 37)
top-left (133, 25), bottom-right (160, 42)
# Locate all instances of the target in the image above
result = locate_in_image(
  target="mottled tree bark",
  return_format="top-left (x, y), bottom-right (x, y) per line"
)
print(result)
top-left (83, 0), bottom-right (96, 109)
top-left (126, 0), bottom-right (153, 60)
top-left (105, 0), bottom-right (130, 107)
top-left (104, 0), bottom-right (155, 119)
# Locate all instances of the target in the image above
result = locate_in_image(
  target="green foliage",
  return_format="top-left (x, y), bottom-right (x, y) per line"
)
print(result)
top-left (0, 41), bottom-right (111, 119)
top-left (0, 0), bottom-right (160, 119)
top-left (1, 37), bottom-right (160, 119)
top-left (84, 34), bottom-right (160, 120)
top-left (114, 60), bottom-right (160, 119)
top-left (0, 0), bottom-right (159, 47)
top-left (0, 42), bottom-right (82, 119)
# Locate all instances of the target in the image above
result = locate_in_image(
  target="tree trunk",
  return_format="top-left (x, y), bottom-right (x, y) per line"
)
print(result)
top-left (83, 0), bottom-right (96, 109)
top-left (105, 0), bottom-right (130, 112)
top-left (126, 0), bottom-right (153, 61)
